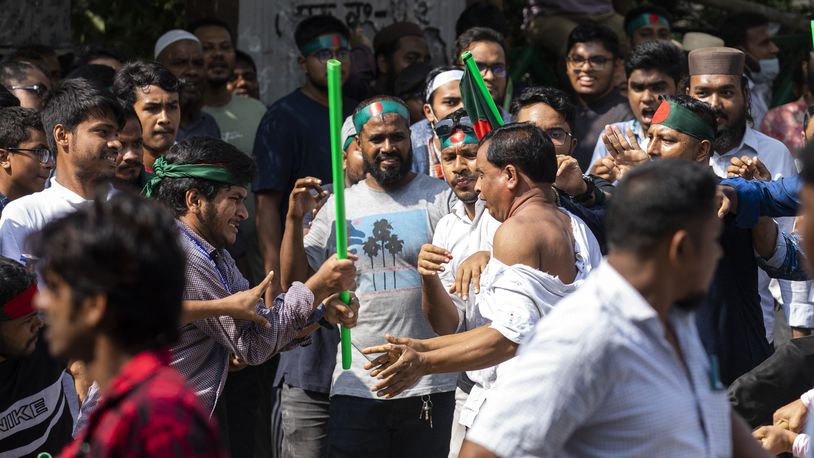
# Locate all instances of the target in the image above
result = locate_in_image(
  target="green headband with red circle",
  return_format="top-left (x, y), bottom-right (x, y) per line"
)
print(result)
top-left (651, 100), bottom-right (715, 142)
top-left (352, 100), bottom-right (410, 133)
top-left (299, 34), bottom-right (349, 57)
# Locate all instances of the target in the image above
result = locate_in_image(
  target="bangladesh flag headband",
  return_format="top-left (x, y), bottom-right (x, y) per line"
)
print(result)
top-left (1, 284), bottom-right (36, 321)
top-left (142, 155), bottom-right (249, 198)
top-left (352, 100), bottom-right (410, 133)
top-left (651, 100), bottom-right (715, 142)
top-left (625, 13), bottom-right (669, 36)
top-left (299, 34), bottom-right (349, 57)
top-left (436, 116), bottom-right (479, 150)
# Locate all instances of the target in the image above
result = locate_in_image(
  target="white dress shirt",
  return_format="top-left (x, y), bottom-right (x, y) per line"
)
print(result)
top-left (467, 261), bottom-right (733, 458)
top-left (432, 198), bottom-right (501, 331)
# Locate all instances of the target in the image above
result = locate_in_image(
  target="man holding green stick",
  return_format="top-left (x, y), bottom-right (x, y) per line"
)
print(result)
top-left (281, 95), bottom-right (456, 457)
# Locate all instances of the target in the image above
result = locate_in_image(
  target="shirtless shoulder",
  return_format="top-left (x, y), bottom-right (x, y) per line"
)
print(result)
top-left (493, 207), bottom-right (575, 272)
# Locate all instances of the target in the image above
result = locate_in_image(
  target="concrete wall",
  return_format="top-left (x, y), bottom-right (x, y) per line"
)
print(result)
top-left (237, 0), bottom-right (466, 106)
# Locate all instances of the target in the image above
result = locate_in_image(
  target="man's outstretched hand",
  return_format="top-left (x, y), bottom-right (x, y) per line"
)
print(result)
top-left (362, 335), bottom-right (430, 398)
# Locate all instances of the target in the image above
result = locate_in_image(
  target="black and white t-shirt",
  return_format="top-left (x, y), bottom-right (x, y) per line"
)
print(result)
top-left (0, 337), bottom-right (78, 457)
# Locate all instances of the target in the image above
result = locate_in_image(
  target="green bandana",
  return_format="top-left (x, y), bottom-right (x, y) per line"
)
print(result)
top-left (625, 13), bottom-right (669, 36)
top-left (343, 135), bottom-right (357, 151)
top-left (352, 100), bottom-right (410, 133)
top-left (142, 155), bottom-right (249, 198)
top-left (651, 100), bottom-right (715, 142)
top-left (436, 116), bottom-right (479, 150)
top-left (299, 34), bottom-right (349, 57)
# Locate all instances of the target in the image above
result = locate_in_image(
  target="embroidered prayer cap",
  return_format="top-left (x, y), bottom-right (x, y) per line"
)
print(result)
top-left (688, 47), bottom-right (744, 76)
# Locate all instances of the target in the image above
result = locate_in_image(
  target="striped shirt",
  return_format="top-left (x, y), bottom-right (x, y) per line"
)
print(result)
top-left (172, 221), bottom-right (315, 415)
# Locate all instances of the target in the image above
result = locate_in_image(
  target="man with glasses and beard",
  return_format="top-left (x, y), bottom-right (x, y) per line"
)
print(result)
top-left (0, 107), bottom-right (54, 214)
top-left (155, 29), bottom-right (221, 142)
top-left (281, 96), bottom-right (456, 457)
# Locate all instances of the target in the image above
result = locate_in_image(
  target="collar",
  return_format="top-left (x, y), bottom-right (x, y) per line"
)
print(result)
top-left (451, 197), bottom-right (487, 223)
top-left (50, 178), bottom-right (94, 205)
top-left (97, 348), bottom-right (171, 406)
top-left (596, 261), bottom-right (659, 323)
top-left (719, 126), bottom-right (758, 157)
top-left (177, 220), bottom-right (217, 256)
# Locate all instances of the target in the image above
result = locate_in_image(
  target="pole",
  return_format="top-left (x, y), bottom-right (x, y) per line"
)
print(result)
top-left (327, 59), bottom-right (352, 370)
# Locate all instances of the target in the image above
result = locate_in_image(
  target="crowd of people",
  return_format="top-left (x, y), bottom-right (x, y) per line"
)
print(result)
top-left (2, 2), bottom-right (814, 457)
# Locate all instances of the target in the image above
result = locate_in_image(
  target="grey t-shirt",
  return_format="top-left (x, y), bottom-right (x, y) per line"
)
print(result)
top-left (304, 174), bottom-right (457, 399)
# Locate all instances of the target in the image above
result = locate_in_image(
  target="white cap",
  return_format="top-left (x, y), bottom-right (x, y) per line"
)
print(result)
top-left (341, 116), bottom-right (357, 151)
top-left (154, 29), bottom-right (200, 58)
top-left (681, 32), bottom-right (724, 52)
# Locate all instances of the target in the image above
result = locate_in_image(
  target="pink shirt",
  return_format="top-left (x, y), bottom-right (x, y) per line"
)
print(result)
top-left (760, 98), bottom-right (808, 153)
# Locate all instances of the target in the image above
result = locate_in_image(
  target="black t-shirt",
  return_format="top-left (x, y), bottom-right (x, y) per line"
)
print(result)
top-left (0, 336), bottom-right (77, 457)
top-left (251, 89), bottom-right (356, 226)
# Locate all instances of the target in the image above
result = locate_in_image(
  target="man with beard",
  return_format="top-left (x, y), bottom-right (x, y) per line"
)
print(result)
top-left (113, 61), bottom-right (181, 173)
top-left (31, 193), bottom-right (228, 458)
top-left (155, 29), bottom-right (221, 142)
top-left (360, 123), bottom-right (601, 452)
top-left (281, 96), bottom-right (456, 457)
top-left (254, 14), bottom-right (356, 298)
top-left (0, 107), bottom-right (54, 214)
top-left (688, 47), bottom-right (796, 181)
top-left (0, 257), bottom-right (77, 457)
top-left (191, 17), bottom-right (266, 156)
top-left (589, 40), bottom-right (683, 172)
top-left (228, 50), bottom-right (260, 100)
top-left (688, 47), bottom-right (798, 353)
top-left (565, 24), bottom-right (634, 171)
top-left (111, 107), bottom-right (144, 191)
top-left (458, 159), bottom-right (769, 458)
top-left (0, 78), bottom-right (123, 263)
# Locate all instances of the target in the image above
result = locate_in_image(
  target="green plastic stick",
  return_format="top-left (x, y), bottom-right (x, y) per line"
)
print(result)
top-left (461, 51), bottom-right (505, 127)
top-left (327, 59), bottom-right (352, 370)
top-left (811, 20), bottom-right (814, 49)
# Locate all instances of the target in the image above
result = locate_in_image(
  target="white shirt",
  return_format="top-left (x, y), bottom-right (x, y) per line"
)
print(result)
top-left (710, 126), bottom-right (798, 343)
top-left (459, 210), bottom-right (602, 427)
top-left (431, 199), bottom-right (501, 331)
top-left (588, 118), bottom-right (649, 172)
top-left (466, 261), bottom-right (733, 458)
top-left (0, 179), bottom-right (95, 262)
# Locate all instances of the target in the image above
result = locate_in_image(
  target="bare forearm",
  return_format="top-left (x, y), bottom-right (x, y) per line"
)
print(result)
top-left (421, 274), bottom-right (460, 335)
top-left (419, 324), bottom-right (493, 351)
top-left (753, 217), bottom-right (778, 259)
top-left (181, 300), bottom-right (232, 325)
top-left (281, 214), bottom-right (310, 289)
top-left (423, 327), bottom-right (518, 374)
top-left (256, 192), bottom-right (284, 293)
top-left (732, 411), bottom-right (772, 458)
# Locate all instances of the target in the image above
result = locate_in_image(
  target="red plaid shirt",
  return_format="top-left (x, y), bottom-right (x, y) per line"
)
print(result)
top-left (59, 349), bottom-right (227, 458)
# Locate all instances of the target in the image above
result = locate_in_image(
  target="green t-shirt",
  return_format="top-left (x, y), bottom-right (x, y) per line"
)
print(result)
top-left (203, 95), bottom-right (267, 156)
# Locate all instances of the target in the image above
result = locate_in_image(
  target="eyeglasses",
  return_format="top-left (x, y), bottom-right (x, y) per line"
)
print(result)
top-left (566, 55), bottom-right (611, 69)
top-left (476, 62), bottom-right (507, 78)
top-left (10, 84), bottom-right (49, 99)
top-left (4, 147), bottom-right (54, 164)
top-left (312, 48), bottom-right (350, 63)
top-left (543, 128), bottom-right (573, 146)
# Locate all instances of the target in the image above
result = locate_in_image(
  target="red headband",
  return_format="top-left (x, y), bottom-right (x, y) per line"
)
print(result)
top-left (2, 284), bottom-right (37, 321)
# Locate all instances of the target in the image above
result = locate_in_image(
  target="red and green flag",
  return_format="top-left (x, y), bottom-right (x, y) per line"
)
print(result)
top-left (459, 51), bottom-right (504, 139)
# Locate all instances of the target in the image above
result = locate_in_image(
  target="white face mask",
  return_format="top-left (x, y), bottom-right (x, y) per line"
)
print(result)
top-left (753, 58), bottom-right (780, 84)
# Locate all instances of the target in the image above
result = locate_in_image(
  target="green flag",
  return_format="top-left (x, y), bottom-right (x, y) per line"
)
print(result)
top-left (459, 51), bottom-right (504, 139)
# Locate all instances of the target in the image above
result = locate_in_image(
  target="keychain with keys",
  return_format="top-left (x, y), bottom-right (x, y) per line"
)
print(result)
top-left (420, 395), bottom-right (433, 428)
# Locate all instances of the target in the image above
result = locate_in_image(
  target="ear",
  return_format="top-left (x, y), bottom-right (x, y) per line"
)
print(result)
top-left (569, 137), bottom-right (577, 155)
top-left (696, 140), bottom-right (712, 163)
top-left (503, 164), bottom-right (518, 190)
top-left (185, 188), bottom-right (203, 214)
top-left (297, 56), bottom-right (307, 74)
top-left (54, 124), bottom-right (69, 153)
top-left (0, 148), bottom-right (10, 170)
top-left (377, 54), bottom-right (389, 75)
top-left (81, 293), bottom-right (108, 329)
top-left (423, 103), bottom-right (436, 124)
top-left (667, 229), bottom-right (690, 266)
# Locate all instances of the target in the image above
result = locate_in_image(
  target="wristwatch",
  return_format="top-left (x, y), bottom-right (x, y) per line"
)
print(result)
top-left (571, 175), bottom-right (597, 204)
